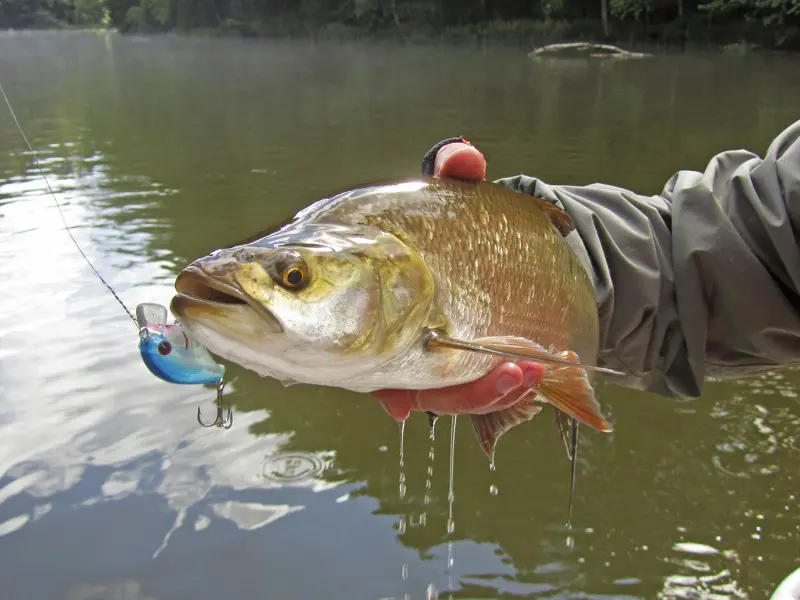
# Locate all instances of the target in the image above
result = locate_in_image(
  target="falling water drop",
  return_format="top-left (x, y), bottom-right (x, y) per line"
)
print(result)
top-left (428, 412), bottom-right (439, 440)
top-left (399, 421), bottom-right (406, 498)
top-left (426, 583), bottom-right (439, 600)
top-left (489, 485), bottom-right (499, 496)
top-left (446, 415), bottom-right (457, 579)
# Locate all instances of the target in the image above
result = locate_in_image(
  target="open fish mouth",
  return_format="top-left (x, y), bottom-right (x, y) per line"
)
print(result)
top-left (172, 265), bottom-right (283, 333)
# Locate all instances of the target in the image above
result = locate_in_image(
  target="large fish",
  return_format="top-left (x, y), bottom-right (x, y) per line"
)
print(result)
top-left (170, 178), bottom-right (620, 456)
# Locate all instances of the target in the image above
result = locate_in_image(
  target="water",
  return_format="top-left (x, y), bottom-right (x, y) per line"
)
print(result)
top-left (1, 30), bottom-right (799, 600)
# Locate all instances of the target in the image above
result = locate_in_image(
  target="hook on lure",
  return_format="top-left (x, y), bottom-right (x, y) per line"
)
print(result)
top-left (197, 380), bottom-right (233, 429)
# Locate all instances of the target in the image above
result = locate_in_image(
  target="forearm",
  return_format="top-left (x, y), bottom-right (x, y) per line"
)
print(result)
top-left (496, 120), bottom-right (800, 398)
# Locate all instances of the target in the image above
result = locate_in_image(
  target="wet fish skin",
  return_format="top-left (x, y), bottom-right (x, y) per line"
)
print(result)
top-left (170, 177), bottom-right (610, 446)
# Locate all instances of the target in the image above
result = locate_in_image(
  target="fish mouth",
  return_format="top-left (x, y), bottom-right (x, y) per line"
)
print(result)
top-left (171, 265), bottom-right (283, 333)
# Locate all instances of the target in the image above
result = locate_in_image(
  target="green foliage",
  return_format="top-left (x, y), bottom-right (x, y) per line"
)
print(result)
top-left (0, 0), bottom-right (798, 48)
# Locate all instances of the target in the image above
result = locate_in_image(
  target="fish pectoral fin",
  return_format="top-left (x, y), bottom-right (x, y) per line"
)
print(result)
top-left (427, 332), bottom-right (614, 434)
top-left (424, 331), bottom-right (625, 377)
top-left (471, 394), bottom-right (543, 458)
top-left (539, 350), bottom-right (613, 433)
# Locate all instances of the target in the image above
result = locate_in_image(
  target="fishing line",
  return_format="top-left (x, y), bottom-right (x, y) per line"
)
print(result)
top-left (0, 80), bottom-right (139, 328)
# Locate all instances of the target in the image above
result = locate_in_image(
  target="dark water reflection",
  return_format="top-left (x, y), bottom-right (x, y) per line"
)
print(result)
top-left (0, 31), bottom-right (798, 600)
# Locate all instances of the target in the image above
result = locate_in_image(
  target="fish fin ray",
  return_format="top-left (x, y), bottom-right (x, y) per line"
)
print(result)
top-left (425, 332), bottom-right (625, 377)
top-left (471, 396), bottom-right (543, 457)
top-left (539, 352), bottom-right (612, 432)
top-left (554, 409), bottom-right (575, 459)
top-left (532, 198), bottom-right (575, 236)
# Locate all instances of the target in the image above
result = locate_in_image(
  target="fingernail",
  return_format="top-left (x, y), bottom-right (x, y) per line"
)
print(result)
top-left (495, 374), bottom-right (519, 396)
top-left (522, 365), bottom-right (544, 387)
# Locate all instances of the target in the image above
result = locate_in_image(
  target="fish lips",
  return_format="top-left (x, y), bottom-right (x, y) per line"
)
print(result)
top-left (171, 265), bottom-right (283, 334)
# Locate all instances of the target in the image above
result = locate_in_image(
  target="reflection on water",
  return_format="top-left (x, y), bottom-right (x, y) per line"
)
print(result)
top-left (1, 31), bottom-right (799, 600)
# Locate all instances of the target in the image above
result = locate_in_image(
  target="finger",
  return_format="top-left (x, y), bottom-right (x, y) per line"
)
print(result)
top-left (434, 142), bottom-right (487, 181)
top-left (410, 362), bottom-right (525, 415)
top-left (372, 389), bottom-right (415, 423)
top-left (486, 362), bottom-right (547, 411)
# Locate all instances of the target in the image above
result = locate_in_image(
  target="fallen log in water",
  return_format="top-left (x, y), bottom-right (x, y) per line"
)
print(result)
top-left (529, 42), bottom-right (653, 59)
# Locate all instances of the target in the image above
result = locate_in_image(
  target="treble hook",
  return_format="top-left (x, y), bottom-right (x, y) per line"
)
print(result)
top-left (197, 379), bottom-right (233, 429)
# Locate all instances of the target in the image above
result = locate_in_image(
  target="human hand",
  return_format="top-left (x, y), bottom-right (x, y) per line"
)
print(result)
top-left (370, 138), bottom-right (547, 423)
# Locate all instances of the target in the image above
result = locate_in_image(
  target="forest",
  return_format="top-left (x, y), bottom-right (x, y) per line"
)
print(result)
top-left (0, 0), bottom-right (798, 49)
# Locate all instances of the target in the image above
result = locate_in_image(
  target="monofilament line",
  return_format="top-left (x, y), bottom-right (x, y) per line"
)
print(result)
top-left (0, 81), bottom-right (139, 328)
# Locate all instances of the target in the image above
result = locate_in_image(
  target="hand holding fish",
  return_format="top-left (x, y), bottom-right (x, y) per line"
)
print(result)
top-left (371, 137), bottom-right (548, 423)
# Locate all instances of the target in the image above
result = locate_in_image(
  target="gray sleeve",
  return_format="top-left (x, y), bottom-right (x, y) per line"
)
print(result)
top-left (495, 119), bottom-right (800, 398)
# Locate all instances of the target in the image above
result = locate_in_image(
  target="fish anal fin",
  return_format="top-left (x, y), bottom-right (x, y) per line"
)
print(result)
top-left (471, 396), bottom-right (543, 458)
top-left (540, 356), bottom-right (613, 433)
top-left (554, 409), bottom-right (575, 459)
top-left (532, 198), bottom-right (575, 236)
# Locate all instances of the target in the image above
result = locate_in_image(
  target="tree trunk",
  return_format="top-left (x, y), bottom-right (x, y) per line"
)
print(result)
top-left (600, 0), bottom-right (609, 37)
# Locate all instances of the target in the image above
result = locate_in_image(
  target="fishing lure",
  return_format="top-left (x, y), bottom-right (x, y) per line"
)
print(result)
top-left (0, 80), bottom-right (231, 428)
top-left (136, 303), bottom-right (231, 428)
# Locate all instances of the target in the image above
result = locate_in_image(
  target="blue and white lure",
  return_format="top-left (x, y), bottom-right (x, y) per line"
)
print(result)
top-left (1, 80), bottom-right (232, 429)
top-left (136, 303), bottom-right (232, 428)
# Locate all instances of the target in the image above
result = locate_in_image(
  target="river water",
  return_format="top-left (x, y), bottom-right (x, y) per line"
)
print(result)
top-left (0, 30), bottom-right (798, 600)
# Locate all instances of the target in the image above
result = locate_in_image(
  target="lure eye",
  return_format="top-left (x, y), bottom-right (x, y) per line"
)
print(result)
top-left (157, 340), bottom-right (172, 356)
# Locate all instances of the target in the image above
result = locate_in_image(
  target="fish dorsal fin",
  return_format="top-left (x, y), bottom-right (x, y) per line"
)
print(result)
top-left (425, 332), bottom-right (614, 433)
top-left (535, 198), bottom-right (575, 237)
top-left (471, 394), bottom-right (543, 458)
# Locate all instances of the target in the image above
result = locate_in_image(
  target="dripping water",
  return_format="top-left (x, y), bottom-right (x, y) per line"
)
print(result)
top-left (489, 450), bottom-right (498, 496)
top-left (446, 415), bottom-right (457, 597)
top-left (424, 413), bottom-right (438, 507)
top-left (398, 420), bottom-right (409, 598)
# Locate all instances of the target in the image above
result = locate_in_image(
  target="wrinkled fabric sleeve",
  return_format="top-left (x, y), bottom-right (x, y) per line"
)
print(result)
top-left (495, 120), bottom-right (800, 398)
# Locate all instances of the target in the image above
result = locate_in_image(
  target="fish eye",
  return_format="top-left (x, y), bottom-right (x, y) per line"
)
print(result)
top-left (280, 263), bottom-right (308, 290)
top-left (157, 340), bottom-right (172, 356)
top-left (284, 268), bottom-right (303, 286)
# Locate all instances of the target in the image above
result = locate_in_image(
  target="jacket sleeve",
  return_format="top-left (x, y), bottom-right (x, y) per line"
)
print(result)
top-left (495, 120), bottom-right (800, 399)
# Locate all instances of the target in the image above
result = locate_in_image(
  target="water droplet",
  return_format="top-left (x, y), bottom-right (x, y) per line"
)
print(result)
top-left (426, 583), bottom-right (439, 600)
top-left (447, 519), bottom-right (455, 534)
top-left (428, 412), bottom-right (438, 440)
top-left (489, 485), bottom-right (498, 496)
top-left (401, 564), bottom-right (408, 580)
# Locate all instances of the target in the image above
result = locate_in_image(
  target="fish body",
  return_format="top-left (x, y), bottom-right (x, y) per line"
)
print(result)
top-left (170, 178), bottom-right (611, 452)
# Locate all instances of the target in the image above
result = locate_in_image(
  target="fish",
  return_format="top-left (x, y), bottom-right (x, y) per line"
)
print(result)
top-left (136, 302), bottom-right (225, 385)
top-left (169, 177), bottom-right (619, 457)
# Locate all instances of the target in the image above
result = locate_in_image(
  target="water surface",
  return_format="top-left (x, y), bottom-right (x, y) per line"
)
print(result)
top-left (1, 31), bottom-right (798, 600)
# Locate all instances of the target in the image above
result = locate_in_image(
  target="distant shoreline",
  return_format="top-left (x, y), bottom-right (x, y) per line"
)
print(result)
top-left (1, 20), bottom-right (793, 54)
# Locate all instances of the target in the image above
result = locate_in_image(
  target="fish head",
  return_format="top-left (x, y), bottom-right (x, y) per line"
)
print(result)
top-left (138, 323), bottom-right (225, 385)
top-left (170, 224), bottom-right (436, 383)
